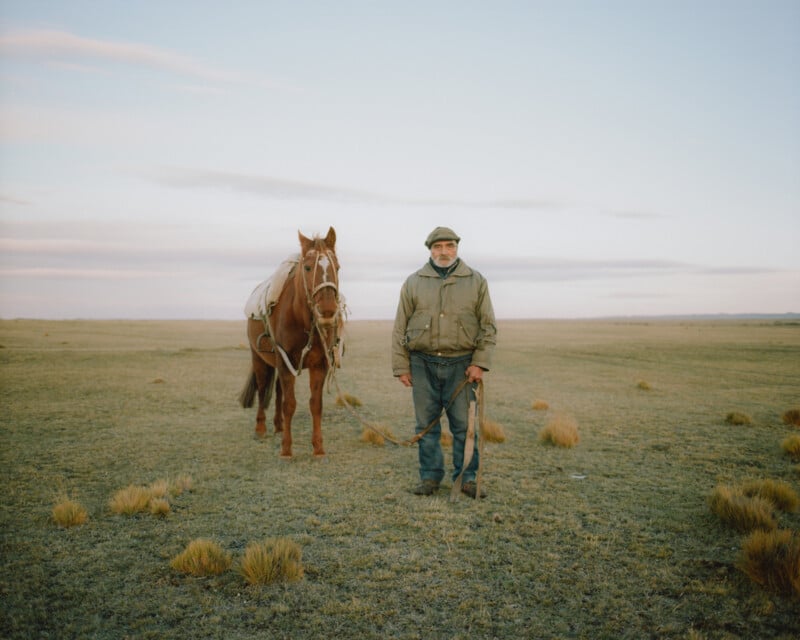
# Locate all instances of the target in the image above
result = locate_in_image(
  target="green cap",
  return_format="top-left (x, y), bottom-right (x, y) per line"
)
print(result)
top-left (425, 226), bottom-right (461, 248)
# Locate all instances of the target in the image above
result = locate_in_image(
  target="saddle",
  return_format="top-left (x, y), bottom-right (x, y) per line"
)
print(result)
top-left (243, 255), bottom-right (299, 321)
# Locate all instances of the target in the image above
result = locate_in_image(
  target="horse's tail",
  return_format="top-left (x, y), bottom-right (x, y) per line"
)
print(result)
top-left (238, 368), bottom-right (276, 409)
top-left (239, 371), bottom-right (257, 408)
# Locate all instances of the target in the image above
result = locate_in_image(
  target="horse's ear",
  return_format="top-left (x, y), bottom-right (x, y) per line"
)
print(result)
top-left (324, 226), bottom-right (336, 249)
top-left (298, 230), bottom-right (313, 255)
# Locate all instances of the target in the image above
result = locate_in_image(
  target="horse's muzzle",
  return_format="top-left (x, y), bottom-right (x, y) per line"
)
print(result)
top-left (316, 314), bottom-right (339, 328)
top-left (313, 302), bottom-right (340, 328)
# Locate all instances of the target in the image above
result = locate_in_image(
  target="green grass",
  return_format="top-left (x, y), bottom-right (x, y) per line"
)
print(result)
top-left (1, 318), bottom-right (799, 638)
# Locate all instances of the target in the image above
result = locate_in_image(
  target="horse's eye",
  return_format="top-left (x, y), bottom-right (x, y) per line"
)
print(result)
top-left (304, 266), bottom-right (312, 272)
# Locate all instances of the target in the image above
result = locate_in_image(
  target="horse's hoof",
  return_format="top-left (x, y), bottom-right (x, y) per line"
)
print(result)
top-left (279, 454), bottom-right (293, 462)
top-left (312, 454), bottom-right (328, 463)
top-left (254, 431), bottom-right (268, 440)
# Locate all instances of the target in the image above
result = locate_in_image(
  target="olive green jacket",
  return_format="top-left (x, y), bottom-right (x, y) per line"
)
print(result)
top-left (391, 259), bottom-right (497, 376)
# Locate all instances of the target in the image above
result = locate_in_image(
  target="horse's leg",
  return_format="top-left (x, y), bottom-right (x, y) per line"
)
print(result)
top-left (252, 356), bottom-right (268, 438)
top-left (277, 372), bottom-right (297, 459)
top-left (308, 365), bottom-right (327, 458)
top-left (273, 377), bottom-right (283, 434)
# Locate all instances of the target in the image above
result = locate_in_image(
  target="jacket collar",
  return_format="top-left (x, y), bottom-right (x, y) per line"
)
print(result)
top-left (419, 258), bottom-right (472, 278)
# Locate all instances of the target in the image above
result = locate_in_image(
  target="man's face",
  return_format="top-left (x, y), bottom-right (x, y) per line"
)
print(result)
top-left (430, 240), bottom-right (458, 268)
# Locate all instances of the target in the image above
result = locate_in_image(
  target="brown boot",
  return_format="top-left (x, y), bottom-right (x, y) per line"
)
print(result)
top-left (461, 481), bottom-right (486, 499)
top-left (412, 479), bottom-right (440, 495)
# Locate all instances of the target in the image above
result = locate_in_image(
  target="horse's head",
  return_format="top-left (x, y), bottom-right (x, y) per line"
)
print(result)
top-left (298, 227), bottom-right (340, 328)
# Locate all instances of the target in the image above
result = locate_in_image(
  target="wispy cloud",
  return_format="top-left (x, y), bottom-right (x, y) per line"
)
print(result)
top-left (477, 256), bottom-right (691, 282)
top-left (146, 167), bottom-right (390, 205)
top-left (0, 193), bottom-right (31, 206)
top-left (0, 28), bottom-right (285, 89)
top-left (604, 209), bottom-right (666, 220)
top-left (0, 235), bottom-right (266, 271)
top-left (0, 267), bottom-right (184, 279)
top-left (142, 167), bottom-right (679, 218)
top-left (144, 166), bottom-right (566, 211)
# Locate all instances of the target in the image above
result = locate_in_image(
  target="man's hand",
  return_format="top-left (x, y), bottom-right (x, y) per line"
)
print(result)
top-left (398, 373), bottom-right (413, 387)
top-left (466, 365), bottom-right (484, 383)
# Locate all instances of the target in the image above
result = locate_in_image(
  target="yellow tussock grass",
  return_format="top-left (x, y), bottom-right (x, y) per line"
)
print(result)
top-left (149, 498), bottom-right (170, 516)
top-left (336, 394), bottom-right (362, 407)
top-left (52, 497), bottom-right (88, 528)
top-left (781, 435), bottom-right (800, 461)
top-left (637, 380), bottom-right (651, 391)
top-left (531, 400), bottom-right (549, 411)
top-left (539, 415), bottom-right (579, 448)
top-left (110, 479), bottom-right (186, 516)
top-left (725, 412), bottom-right (752, 426)
top-left (737, 529), bottom-right (800, 597)
top-left (440, 430), bottom-right (453, 447)
top-left (109, 485), bottom-right (153, 515)
top-left (170, 539), bottom-right (231, 576)
top-left (240, 537), bottom-right (304, 585)
top-left (360, 426), bottom-right (387, 446)
top-left (170, 474), bottom-right (193, 496)
top-left (148, 479), bottom-right (169, 499)
top-left (708, 485), bottom-right (776, 533)
top-left (741, 479), bottom-right (799, 513)
top-left (481, 418), bottom-right (506, 444)
top-left (782, 408), bottom-right (800, 427)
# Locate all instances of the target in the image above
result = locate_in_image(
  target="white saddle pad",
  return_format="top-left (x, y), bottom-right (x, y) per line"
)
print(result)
top-left (244, 255), bottom-right (299, 319)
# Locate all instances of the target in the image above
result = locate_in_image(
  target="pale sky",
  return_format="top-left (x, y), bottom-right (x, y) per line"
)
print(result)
top-left (1, 1), bottom-right (798, 320)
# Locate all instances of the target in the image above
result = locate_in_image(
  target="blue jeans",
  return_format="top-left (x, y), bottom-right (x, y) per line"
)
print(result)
top-left (410, 351), bottom-right (479, 484)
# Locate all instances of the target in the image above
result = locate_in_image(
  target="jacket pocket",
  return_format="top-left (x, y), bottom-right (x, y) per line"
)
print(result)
top-left (456, 314), bottom-right (479, 350)
top-left (405, 312), bottom-right (431, 351)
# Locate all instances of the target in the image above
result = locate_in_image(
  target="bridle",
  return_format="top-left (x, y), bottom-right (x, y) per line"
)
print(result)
top-left (301, 248), bottom-right (341, 328)
top-left (266, 247), bottom-right (344, 377)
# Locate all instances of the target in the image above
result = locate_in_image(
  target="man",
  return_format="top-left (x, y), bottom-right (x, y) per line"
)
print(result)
top-left (392, 226), bottom-right (497, 498)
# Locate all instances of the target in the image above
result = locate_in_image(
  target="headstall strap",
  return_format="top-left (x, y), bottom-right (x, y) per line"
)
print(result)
top-left (269, 247), bottom-right (342, 378)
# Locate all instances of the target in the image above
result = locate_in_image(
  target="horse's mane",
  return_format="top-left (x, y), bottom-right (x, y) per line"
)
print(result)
top-left (308, 236), bottom-right (333, 252)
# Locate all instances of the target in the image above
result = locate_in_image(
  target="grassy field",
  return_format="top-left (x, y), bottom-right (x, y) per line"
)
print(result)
top-left (1, 318), bottom-right (798, 639)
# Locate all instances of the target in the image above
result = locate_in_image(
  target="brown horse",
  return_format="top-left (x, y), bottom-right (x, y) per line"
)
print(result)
top-left (239, 227), bottom-right (343, 459)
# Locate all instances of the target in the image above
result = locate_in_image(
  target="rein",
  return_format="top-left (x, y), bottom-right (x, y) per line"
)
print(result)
top-left (332, 373), bottom-right (473, 447)
top-left (329, 361), bottom-right (485, 502)
top-left (260, 246), bottom-right (486, 501)
top-left (263, 248), bottom-right (342, 377)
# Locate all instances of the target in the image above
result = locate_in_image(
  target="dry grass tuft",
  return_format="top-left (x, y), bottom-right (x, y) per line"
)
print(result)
top-left (538, 414), bottom-right (579, 448)
top-left (360, 426), bottom-right (385, 446)
top-left (708, 485), bottom-right (777, 533)
top-left (531, 399), bottom-right (549, 411)
top-left (725, 411), bottom-right (752, 426)
top-left (110, 479), bottom-right (187, 515)
top-left (736, 529), bottom-right (800, 597)
top-left (336, 393), bottom-right (362, 407)
top-left (360, 424), bottom-right (396, 446)
top-left (149, 498), bottom-right (170, 516)
top-left (781, 435), bottom-right (800, 462)
top-left (170, 474), bottom-right (193, 496)
top-left (239, 537), bottom-right (304, 585)
top-left (170, 539), bottom-right (232, 576)
top-left (109, 485), bottom-right (153, 515)
top-left (440, 429), bottom-right (453, 447)
top-left (481, 418), bottom-right (506, 444)
top-left (741, 479), bottom-right (799, 513)
top-left (782, 408), bottom-right (800, 427)
top-left (637, 380), bottom-right (651, 391)
top-left (148, 479), bottom-right (169, 499)
top-left (151, 378), bottom-right (165, 384)
top-left (52, 497), bottom-right (88, 528)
